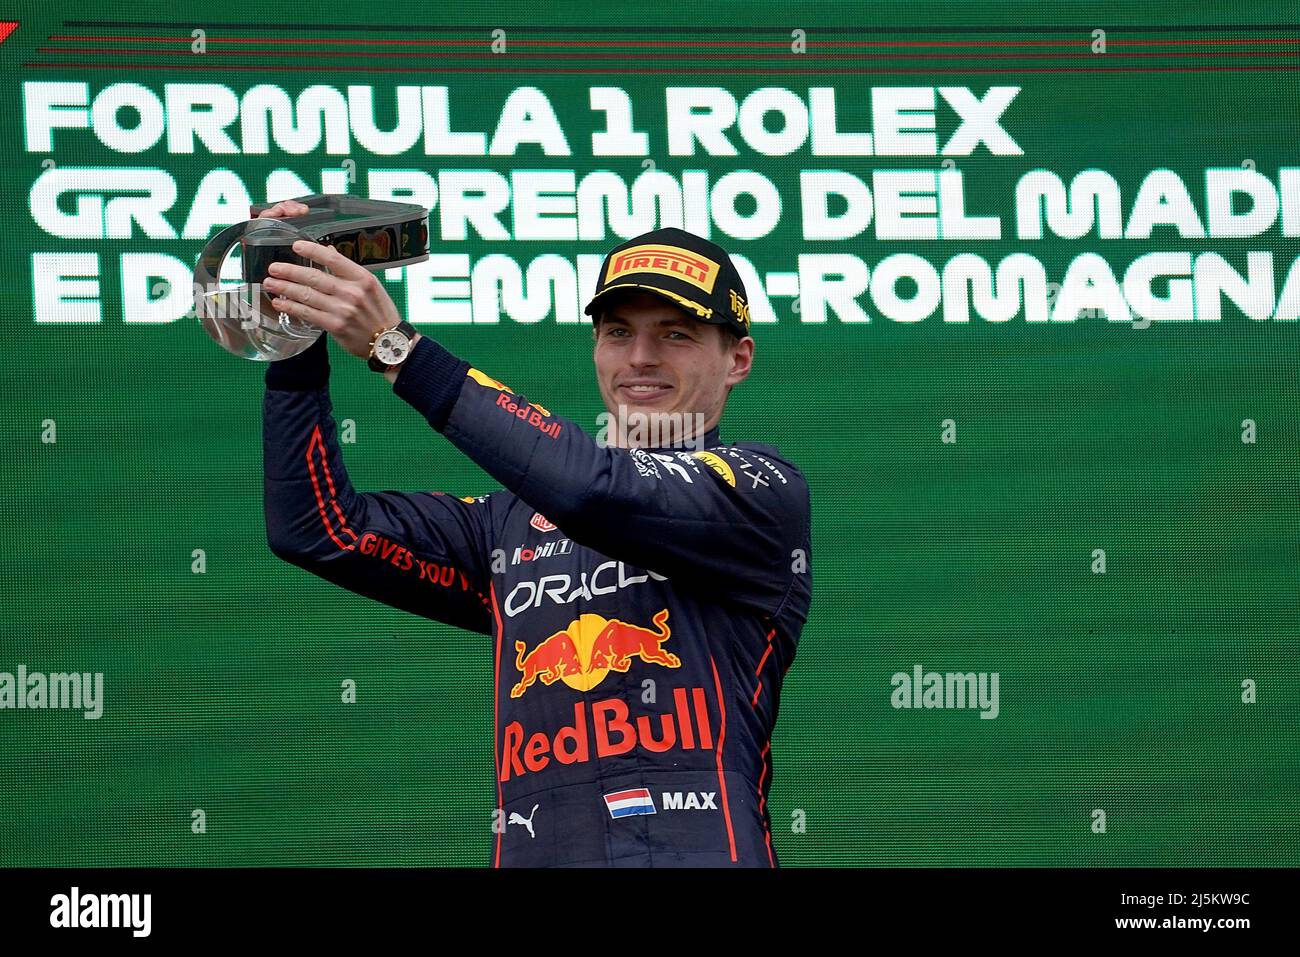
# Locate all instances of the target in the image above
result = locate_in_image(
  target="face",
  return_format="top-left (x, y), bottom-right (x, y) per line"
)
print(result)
top-left (592, 291), bottom-right (754, 448)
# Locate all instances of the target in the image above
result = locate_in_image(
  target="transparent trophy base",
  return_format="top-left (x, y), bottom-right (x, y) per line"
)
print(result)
top-left (194, 218), bottom-right (328, 362)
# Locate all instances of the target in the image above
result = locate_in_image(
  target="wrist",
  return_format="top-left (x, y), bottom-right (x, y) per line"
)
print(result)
top-left (265, 331), bottom-right (329, 391)
top-left (390, 333), bottom-right (471, 432)
top-left (383, 332), bottom-right (423, 384)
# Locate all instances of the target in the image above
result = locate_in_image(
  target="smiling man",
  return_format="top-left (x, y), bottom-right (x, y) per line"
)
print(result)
top-left (591, 287), bottom-right (752, 451)
top-left (259, 212), bottom-right (813, 867)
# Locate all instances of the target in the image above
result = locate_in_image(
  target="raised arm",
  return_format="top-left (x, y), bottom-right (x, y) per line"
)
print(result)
top-left (262, 334), bottom-right (495, 634)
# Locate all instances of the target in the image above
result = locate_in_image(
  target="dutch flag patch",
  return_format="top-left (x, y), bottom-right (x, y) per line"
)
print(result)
top-left (603, 788), bottom-right (657, 819)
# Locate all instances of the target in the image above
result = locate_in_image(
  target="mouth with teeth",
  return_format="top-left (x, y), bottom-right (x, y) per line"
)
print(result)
top-left (618, 382), bottom-right (674, 403)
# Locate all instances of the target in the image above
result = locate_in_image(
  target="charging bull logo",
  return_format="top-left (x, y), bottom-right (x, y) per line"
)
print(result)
top-left (511, 609), bottom-right (679, 698)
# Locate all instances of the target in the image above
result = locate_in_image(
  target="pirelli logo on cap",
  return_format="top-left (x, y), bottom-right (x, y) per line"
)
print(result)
top-left (604, 244), bottom-right (721, 294)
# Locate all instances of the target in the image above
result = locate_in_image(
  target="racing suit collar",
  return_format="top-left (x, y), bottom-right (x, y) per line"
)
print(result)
top-left (643, 423), bottom-right (721, 452)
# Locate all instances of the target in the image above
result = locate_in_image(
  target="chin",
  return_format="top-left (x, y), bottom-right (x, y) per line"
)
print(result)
top-left (629, 400), bottom-right (679, 416)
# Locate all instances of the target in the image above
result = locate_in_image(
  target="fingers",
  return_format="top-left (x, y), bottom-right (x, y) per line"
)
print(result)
top-left (255, 200), bottom-right (311, 220)
top-left (251, 203), bottom-right (357, 331)
top-left (267, 288), bottom-right (333, 331)
top-left (266, 277), bottom-right (331, 306)
top-left (264, 273), bottom-right (345, 323)
top-left (288, 239), bottom-right (373, 282)
top-left (265, 260), bottom-right (343, 297)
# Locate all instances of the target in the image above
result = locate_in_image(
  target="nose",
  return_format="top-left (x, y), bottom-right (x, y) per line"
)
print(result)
top-left (626, 329), bottom-right (662, 367)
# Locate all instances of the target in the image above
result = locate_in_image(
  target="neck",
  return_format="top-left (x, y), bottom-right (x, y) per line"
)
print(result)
top-left (609, 410), bottom-right (722, 451)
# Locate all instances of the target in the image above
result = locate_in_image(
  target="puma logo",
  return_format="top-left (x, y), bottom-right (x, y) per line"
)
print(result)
top-left (508, 803), bottom-right (539, 838)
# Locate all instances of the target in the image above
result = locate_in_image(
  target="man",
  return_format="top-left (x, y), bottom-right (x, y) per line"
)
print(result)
top-left (259, 202), bottom-right (813, 867)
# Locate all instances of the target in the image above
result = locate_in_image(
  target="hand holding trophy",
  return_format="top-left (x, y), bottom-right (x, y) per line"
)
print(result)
top-left (194, 194), bottom-right (429, 362)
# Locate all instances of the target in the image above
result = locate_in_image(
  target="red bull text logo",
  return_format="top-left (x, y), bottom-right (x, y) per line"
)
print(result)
top-left (604, 244), bottom-right (720, 293)
top-left (500, 686), bottom-right (715, 782)
top-left (511, 609), bottom-right (677, 698)
top-left (495, 393), bottom-right (561, 439)
top-left (467, 366), bottom-right (558, 436)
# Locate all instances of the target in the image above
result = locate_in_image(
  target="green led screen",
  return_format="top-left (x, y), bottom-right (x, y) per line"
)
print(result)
top-left (1, 1), bottom-right (1297, 867)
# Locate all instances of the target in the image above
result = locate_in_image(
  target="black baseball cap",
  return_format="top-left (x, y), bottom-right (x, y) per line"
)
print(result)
top-left (583, 227), bottom-right (752, 338)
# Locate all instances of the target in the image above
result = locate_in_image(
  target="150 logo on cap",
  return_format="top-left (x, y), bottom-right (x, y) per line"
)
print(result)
top-left (728, 289), bottom-right (751, 330)
top-left (605, 244), bottom-right (720, 293)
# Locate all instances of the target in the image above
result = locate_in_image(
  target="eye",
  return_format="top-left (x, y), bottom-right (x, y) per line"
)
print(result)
top-left (666, 330), bottom-right (691, 340)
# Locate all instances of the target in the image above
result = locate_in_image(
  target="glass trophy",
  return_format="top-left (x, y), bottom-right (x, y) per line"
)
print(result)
top-left (194, 194), bottom-right (429, 361)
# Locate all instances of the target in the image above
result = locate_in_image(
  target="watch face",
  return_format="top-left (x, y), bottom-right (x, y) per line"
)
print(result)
top-left (375, 329), bottom-right (410, 365)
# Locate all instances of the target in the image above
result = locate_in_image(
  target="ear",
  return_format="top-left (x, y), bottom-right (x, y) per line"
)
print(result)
top-left (725, 336), bottom-right (754, 387)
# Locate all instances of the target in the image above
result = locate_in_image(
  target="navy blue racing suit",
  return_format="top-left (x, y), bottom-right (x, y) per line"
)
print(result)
top-left (262, 332), bottom-right (812, 867)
